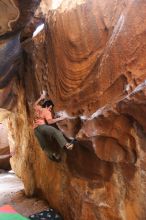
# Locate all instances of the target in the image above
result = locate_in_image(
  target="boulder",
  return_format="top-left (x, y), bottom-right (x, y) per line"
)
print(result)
top-left (0, 123), bottom-right (10, 170)
top-left (1, 0), bottom-right (146, 219)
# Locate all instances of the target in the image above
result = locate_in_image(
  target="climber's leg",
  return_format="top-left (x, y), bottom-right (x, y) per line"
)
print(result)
top-left (34, 126), bottom-right (53, 156)
top-left (37, 124), bottom-right (67, 149)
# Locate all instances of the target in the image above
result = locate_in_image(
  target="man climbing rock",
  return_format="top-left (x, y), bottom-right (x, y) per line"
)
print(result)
top-left (33, 93), bottom-right (74, 162)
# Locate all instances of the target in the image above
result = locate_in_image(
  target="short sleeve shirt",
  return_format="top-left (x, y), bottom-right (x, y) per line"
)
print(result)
top-left (33, 105), bottom-right (52, 129)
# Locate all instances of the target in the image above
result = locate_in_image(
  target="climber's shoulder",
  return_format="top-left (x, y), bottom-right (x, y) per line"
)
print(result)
top-left (42, 108), bottom-right (52, 119)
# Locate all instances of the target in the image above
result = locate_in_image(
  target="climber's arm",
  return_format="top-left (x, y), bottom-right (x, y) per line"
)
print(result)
top-left (44, 109), bottom-right (65, 124)
top-left (46, 116), bottom-right (65, 124)
top-left (33, 94), bottom-right (45, 108)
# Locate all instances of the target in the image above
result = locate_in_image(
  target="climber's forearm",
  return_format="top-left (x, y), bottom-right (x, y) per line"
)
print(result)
top-left (34, 97), bottom-right (42, 106)
top-left (34, 94), bottom-right (45, 107)
top-left (47, 117), bottom-right (65, 124)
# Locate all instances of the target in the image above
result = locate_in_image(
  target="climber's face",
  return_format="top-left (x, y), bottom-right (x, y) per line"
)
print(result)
top-left (46, 105), bottom-right (53, 111)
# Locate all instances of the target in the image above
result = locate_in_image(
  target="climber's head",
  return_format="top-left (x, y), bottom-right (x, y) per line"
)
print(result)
top-left (41, 99), bottom-right (54, 109)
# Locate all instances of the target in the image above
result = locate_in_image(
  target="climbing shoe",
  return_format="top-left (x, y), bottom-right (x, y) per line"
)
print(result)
top-left (65, 139), bottom-right (77, 150)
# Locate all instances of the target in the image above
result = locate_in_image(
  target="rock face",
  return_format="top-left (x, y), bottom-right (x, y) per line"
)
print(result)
top-left (1, 0), bottom-right (146, 219)
top-left (0, 123), bottom-right (10, 170)
top-left (0, 0), bottom-right (39, 109)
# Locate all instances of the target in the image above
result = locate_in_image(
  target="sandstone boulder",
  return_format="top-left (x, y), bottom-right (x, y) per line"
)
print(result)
top-left (0, 123), bottom-right (10, 170)
top-left (1, 0), bottom-right (146, 219)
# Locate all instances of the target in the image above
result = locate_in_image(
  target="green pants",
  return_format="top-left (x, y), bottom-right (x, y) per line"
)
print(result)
top-left (34, 124), bottom-right (67, 156)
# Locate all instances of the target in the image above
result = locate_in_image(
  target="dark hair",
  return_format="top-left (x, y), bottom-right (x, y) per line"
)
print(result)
top-left (42, 99), bottom-right (54, 108)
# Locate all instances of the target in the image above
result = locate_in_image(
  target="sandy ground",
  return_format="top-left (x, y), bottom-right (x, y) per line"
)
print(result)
top-left (0, 170), bottom-right (50, 218)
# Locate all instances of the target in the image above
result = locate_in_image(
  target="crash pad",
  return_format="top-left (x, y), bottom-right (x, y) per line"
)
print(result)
top-left (0, 205), bottom-right (28, 220)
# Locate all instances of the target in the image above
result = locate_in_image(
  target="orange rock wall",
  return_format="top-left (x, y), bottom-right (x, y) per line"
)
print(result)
top-left (1, 0), bottom-right (146, 219)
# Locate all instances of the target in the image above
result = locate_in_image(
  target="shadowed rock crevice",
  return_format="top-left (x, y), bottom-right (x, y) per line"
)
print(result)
top-left (0, 0), bottom-right (40, 38)
top-left (66, 140), bottom-right (113, 181)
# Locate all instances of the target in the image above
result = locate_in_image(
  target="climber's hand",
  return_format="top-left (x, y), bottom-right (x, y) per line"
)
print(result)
top-left (58, 116), bottom-right (66, 121)
top-left (40, 93), bottom-right (46, 100)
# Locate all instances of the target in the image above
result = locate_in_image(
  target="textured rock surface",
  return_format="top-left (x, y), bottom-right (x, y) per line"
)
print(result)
top-left (0, 123), bottom-right (10, 170)
top-left (1, 0), bottom-right (146, 219)
top-left (0, 0), bottom-right (39, 110)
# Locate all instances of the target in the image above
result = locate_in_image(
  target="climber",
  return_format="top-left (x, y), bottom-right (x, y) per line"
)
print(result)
top-left (33, 93), bottom-right (74, 162)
